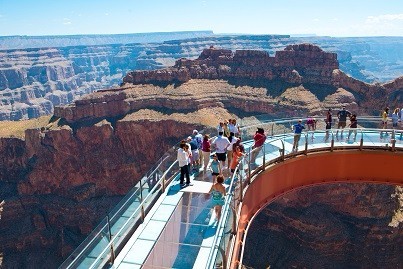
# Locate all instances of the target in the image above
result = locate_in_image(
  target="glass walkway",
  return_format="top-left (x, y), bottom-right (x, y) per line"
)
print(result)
top-left (59, 117), bottom-right (403, 269)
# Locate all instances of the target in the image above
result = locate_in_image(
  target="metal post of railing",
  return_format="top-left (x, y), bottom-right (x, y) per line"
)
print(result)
top-left (231, 206), bottom-right (237, 235)
top-left (218, 245), bottom-right (227, 269)
top-left (139, 182), bottom-right (145, 222)
top-left (161, 174), bottom-right (166, 193)
top-left (106, 215), bottom-right (115, 264)
top-left (280, 139), bottom-right (285, 161)
top-left (304, 133), bottom-right (308, 155)
top-left (247, 147), bottom-right (251, 184)
top-left (391, 130), bottom-right (396, 152)
top-left (359, 129), bottom-right (363, 150)
top-left (239, 176), bottom-right (244, 202)
top-left (262, 144), bottom-right (266, 171)
top-left (271, 123), bottom-right (274, 137)
top-left (330, 131), bottom-right (334, 152)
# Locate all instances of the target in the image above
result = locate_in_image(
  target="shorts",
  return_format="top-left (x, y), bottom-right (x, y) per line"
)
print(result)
top-left (212, 172), bottom-right (219, 176)
top-left (326, 122), bottom-right (331, 130)
top-left (338, 121), bottom-right (346, 128)
top-left (216, 153), bottom-right (226, 162)
top-left (393, 122), bottom-right (398, 127)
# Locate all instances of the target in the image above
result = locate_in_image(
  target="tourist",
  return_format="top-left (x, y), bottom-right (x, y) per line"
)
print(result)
top-left (201, 134), bottom-right (212, 171)
top-left (187, 136), bottom-right (199, 171)
top-left (226, 132), bottom-right (239, 168)
top-left (192, 129), bottom-right (203, 167)
top-left (391, 108), bottom-right (399, 129)
top-left (230, 146), bottom-right (245, 174)
top-left (223, 120), bottom-right (230, 137)
top-left (217, 121), bottom-right (224, 134)
top-left (336, 106), bottom-right (351, 137)
top-left (306, 116), bottom-right (316, 139)
top-left (325, 108), bottom-right (332, 141)
top-left (292, 119), bottom-right (305, 152)
top-left (209, 174), bottom-right (226, 221)
top-left (177, 142), bottom-right (191, 186)
top-left (347, 113), bottom-right (358, 141)
top-left (209, 154), bottom-right (221, 183)
top-left (229, 119), bottom-right (241, 137)
top-left (212, 131), bottom-right (231, 168)
top-left (381, 107), bottom-right (389, 136)
top-left (250, 127), bottom-right (266, 165)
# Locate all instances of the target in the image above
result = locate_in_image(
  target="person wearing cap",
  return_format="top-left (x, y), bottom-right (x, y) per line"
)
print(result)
top-left (250, 127), bottom-right (266, 164)
top-left (336, 106), bottom-right (351, 137)
top-left (292, 119), bottom-right (305, 152)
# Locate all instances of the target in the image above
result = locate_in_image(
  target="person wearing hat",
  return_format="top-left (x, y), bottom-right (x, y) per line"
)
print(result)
top-left (336, 106), bottom-right (351, 137)
top-left (292, 119), bottom-right (305, 152)
top-left (250, 127), bottom-right (266, 164)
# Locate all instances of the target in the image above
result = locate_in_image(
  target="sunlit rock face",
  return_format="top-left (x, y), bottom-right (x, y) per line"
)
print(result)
top-left (243, 183), bottom-right (402, 269)
top-left (0, 43), bottom-right (402, 268)
top-left (1, 34), bottom-right (403, 120)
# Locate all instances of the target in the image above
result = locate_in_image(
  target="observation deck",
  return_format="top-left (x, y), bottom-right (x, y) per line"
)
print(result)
top-left (60, 117), bottom-right (403, 269)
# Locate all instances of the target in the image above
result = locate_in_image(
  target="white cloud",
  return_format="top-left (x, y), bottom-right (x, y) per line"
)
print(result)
top-left (312, 18), bottom-right (320, 22)
top-left (63, 18), bottom-right (72, 25)
top-left (105, 13), bottom-right (109, 16)
top-left (366, 13), bottom-right (403, 24)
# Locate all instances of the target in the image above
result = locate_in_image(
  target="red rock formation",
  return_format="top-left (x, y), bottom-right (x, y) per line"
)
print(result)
top-left (123, 44), bottom-right (339, 86)
top-left (243, 183), bottom-right (402, 268)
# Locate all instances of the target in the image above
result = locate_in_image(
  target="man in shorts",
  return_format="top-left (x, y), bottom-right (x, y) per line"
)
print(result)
top-left (336, 106), bottom-right (351, 137)
top-left (212, 131), bottom-right (230, 168)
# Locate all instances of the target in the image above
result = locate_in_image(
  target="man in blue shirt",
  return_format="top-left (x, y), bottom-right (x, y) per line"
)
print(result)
top-left (292, 119), bottom-right (305, 152)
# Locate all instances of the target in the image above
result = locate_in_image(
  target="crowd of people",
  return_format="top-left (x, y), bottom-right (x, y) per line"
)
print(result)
top-left (177, 107), bottom-right (403, 219)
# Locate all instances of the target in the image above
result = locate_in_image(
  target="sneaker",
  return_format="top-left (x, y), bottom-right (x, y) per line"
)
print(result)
top-left (186, 182), bottom-right (194, 186)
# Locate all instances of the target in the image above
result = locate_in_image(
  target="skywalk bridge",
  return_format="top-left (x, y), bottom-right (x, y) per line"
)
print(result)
top-left (59, 117), bottom-right (403, 269)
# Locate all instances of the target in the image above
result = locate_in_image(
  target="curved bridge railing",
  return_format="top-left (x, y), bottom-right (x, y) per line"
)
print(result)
top-left (59, 116), bottom-right (403, 269)
top-left (205, 123), bottom-right (403, 268)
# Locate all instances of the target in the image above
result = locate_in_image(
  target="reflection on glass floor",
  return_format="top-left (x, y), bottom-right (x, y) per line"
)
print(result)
top-left (114, 169), bottom-right (221, 269)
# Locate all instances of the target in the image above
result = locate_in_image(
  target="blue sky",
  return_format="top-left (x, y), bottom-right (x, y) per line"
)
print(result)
top-left (0, 0), bottom-right (402, 37)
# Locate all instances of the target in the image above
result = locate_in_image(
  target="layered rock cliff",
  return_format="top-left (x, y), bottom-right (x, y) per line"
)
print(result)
top-left (0, 44), bottom-right (402, 268)
top-left (243, 184), bottom-right (402, 268)
top-left (1, 34), bottom-right (403, 120)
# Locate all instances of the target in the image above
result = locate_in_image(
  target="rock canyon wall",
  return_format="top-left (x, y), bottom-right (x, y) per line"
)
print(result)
top-left (0, 44), bottom-right (401, 268)
top-left (1, 34), bottom-right (403, 120)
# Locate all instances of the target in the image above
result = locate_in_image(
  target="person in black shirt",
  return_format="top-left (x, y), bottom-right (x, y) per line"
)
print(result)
top-left (336, 106), bottom-right (351, 137)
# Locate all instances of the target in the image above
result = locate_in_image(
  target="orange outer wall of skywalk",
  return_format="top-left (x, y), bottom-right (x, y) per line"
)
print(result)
top-left (232, 150), bottom-right (403, 268)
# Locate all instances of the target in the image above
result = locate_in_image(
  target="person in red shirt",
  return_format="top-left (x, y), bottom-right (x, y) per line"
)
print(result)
top-left (250, 127), bottom-right (266, 164)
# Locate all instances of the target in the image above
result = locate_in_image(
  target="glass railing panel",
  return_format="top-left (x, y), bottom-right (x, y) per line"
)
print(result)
top-left (62, 218), bottom-right (110, 269)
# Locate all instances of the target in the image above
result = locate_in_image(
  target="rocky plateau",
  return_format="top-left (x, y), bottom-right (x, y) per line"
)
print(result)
top-left (1, 33), bottom-right (403, 120)
top-left (0, 44), bottom-right (402, 268)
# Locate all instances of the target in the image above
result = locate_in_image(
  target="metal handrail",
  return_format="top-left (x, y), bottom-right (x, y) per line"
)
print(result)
top-left (61, 116), bottom-right (401, 268)
top-left (206, 126), bottom-right (403, 269)
top-left (87, 160), bottom-right (179, 269)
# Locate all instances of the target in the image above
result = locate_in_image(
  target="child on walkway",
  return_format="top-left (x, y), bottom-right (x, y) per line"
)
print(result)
top-left (209, 175), bottom-right (226, 221)
top-left (209, 154), bottom-right (221, 183)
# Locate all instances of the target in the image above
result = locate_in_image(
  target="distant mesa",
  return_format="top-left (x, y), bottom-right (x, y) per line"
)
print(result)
top-left (123, 43), bottom-right (339, 86)
top-left (54, 43), bottom-right (402, 124)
